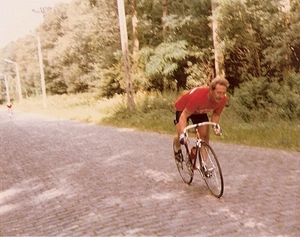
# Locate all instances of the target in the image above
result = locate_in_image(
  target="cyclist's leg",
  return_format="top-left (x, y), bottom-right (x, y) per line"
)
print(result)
top-left (190, 114), bottom-right (209, 162)
top-left (173, 115), bottom-right (194, 184)
top-left (173, 112), bottom-right (182, 161)
top-left (198, 125), bottom-right (209, 162)
top-left (190, 113), bottom-right (209, 142)
top-left (173, 140), bottom-right (193, 184)
top-left (173, 111), bottom-right (187, 154)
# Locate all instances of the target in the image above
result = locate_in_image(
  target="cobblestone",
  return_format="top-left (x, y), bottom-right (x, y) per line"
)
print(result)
top-left (0, 110), bottom-right (299, 236)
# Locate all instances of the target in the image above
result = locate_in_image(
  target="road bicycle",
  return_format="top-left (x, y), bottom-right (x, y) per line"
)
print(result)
top-left (173, 122), bottom-right (224, 198)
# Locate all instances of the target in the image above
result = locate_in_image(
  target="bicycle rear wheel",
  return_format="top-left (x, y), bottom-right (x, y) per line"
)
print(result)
top-left (199, 142), bottom-right (224, 198)
top-left (173, 142), bottom-right (193, 184)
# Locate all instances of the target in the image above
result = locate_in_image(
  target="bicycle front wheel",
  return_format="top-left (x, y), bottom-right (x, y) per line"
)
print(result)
top-left (199, 142), bottom-right (224, 198)
top-left (173, 142), bottom-right (193, 184)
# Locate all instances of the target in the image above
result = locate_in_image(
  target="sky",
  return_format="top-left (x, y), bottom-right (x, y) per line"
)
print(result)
top-left (0, 0), bottom-right (71, 48)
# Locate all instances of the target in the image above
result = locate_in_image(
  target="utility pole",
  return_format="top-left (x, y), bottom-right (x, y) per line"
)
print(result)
top-left (117, 0), bottom-right (135, 109)
top-left (32, 8), bottom-right (49, 108)
top-left (36, 35), bottom-right (47, 108)
top-left (4, 59), bottom-right (23, 104)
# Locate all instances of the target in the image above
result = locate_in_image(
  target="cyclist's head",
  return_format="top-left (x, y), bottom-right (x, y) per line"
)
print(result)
top-left (210, 77), bottom-right (229, 91)
top-left (209, 77), bottom-right (229, 103)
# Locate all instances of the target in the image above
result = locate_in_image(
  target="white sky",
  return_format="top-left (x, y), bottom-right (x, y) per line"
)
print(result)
top-left (0, 0), bottom-right (71, 48)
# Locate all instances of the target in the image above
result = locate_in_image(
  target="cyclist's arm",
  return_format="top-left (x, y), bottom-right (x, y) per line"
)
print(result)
top-left (211, 112), bottom-right (221, 135)
top-left (211, 112), bottom-right (220, 124)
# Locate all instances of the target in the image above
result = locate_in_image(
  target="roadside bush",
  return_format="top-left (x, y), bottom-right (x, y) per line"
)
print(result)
top-left (101, 91), bottom-right (177, 132)
top-left (230, 73), bottom-right (300, 122)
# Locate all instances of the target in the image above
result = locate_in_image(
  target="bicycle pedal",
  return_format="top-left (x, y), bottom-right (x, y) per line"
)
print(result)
top-left (205, 168), bottom-right (214, 177)
top-left (205, 172), bottom-right (212, 178)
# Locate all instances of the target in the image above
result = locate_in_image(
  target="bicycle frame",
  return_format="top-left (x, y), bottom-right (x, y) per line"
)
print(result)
top-left (182, 122), bottom-right (216, 169)
top-left (180, 121), bottom-right (224, 197)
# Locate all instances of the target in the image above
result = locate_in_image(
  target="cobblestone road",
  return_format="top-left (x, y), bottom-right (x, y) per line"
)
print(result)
top-left (0, 110), bottom-right (299, 236)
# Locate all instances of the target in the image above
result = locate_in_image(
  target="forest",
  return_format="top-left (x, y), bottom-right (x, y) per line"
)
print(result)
top-left (0, 0), bottom-right (299, 122)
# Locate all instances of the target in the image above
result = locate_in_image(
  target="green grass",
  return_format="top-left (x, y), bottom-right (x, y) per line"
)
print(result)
top-left (220, 120), bottom-right (300, 151)
top-left (11, 92), bottom-right (300, 152)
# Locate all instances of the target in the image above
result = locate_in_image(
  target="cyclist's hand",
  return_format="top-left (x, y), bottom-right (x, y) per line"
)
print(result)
top-left (179, 134), bottom-right (187, 145)
top-left (213, 125), bottom-right (222, 136)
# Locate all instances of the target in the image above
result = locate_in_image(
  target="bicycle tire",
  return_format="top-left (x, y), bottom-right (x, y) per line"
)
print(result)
top-left (199, 141), bottom-right (224, 198)
top-left (173, 142), bottom-right (193, 184)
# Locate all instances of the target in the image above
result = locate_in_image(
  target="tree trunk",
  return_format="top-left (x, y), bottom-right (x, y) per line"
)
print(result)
top-left (211, 0), bottom-right (225, 78)
top-left (117, 0), bottom-right (135, 109)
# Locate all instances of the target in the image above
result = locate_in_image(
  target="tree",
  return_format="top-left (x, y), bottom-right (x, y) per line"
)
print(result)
top-left (2, 0), bottom-right (298, 110)
top-left (130, 0), bottom-right (139, 57)
top-left (162, 0), bottom-right (168, 39)
top-left (216, 0), bottom-right (291, 87)
top-left (117, 0), bottom-right (135, 109)
top-left (132, 0), bottom-right (214, 91)
top-left (38, 0), bottom-right (120, 94)
top-left (211, 0), bottom-right (225, 77)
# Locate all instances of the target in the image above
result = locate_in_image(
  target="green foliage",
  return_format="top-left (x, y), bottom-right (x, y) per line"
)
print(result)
top-left (135, 41), bottom-right (213, 92)
top-left (146, 41), bottom-right (187, 75)
top-left (218, 0), bottom-right (299, 88)
top-left (134, 0), bottom-right (212, 48)
top-left (230, 73), bottom-right (300, 122)
top-left (145, 41), bottom-right (187, 91)
top-left (101, 91), bottom-right (176, 132)
top-left (184, 47), bottom-right (214, 89)
top-left (100, 62), bottom-right (125, 98)
top-left (102, 39), bottom-right (213, 96)
top-left (1, 0), bottom-right (299, 127)
top-left (11, 0), bottom-right (119, 95)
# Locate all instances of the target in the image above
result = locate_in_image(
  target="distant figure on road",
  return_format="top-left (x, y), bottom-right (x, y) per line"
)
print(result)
top-left (6, 102), bottom-right (13, 117)
top-left (173, 76), bottom-right (229, 160)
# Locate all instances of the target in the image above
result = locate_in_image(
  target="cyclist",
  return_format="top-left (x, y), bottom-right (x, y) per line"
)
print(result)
top-left (173, 76), bottom-right (229, 160)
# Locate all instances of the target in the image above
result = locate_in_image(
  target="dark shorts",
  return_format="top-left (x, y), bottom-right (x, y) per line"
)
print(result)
top-left (174, 111), bottom-right (209, 125)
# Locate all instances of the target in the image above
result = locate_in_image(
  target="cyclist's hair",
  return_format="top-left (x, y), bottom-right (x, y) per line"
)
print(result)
top-left (210, 76), bottom-right (229, 90)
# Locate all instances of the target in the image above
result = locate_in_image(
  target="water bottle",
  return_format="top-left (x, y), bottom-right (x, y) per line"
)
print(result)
top-left (190, 146), bottom-right (197, 160)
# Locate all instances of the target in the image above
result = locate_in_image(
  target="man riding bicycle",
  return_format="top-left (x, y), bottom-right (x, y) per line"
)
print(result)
top-left (173, 76), bottom-right (229, 160)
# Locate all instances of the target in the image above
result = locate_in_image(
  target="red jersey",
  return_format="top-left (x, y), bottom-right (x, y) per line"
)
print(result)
top-left (174, 87), bottom-right (227, 115)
